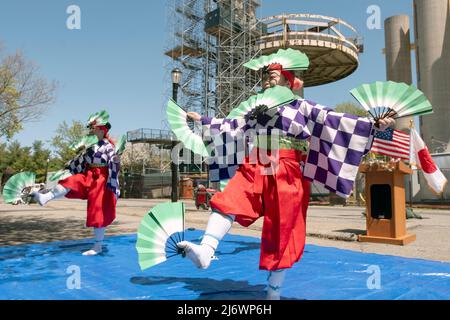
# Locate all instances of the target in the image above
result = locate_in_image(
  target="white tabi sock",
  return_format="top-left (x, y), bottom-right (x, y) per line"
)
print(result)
top-left (82, 227), bottom-right (105, 256)
top-left (33, 184), bottom-right (70, 206)
top-left (177, 211), bottom-right (235, 269)
top-left (266, 269), bottom-right (287, 300)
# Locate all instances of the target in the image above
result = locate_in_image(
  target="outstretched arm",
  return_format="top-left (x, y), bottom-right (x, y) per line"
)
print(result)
top-left (187, 112), bottom-right (251, 138)
top-left (291, 99), bottom-right (395, 198)
top-left (284, 100), bottom-right (394, 151)
top-left (66, 152), bottom-right (87, 175)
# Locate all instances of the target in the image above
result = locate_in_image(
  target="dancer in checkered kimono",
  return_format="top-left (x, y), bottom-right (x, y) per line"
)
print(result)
top-left (177, 49), bottom-right (395, 299)
top-left (32, 110), bottom-right (120, 256)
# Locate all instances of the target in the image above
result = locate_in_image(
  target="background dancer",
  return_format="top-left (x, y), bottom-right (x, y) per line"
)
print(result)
top-left (32, 110), bottom-right (121, 256)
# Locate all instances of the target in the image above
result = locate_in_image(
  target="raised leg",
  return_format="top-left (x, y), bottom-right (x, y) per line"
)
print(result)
top-left (177, 211), bottom-right (235, 269)
top-left (32, 184), bottom-right (70, 206)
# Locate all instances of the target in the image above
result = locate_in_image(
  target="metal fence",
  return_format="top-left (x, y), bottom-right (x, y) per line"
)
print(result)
top-left (121, 170), bottom-right (208, 199)
top-left (122, 171), bottom-right (172, 199)
top-left (127, 129), bottom-right (176, 143)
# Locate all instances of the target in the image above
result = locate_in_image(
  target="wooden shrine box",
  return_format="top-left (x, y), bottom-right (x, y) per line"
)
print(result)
top-left (358, 161), bottom-right (416, 245)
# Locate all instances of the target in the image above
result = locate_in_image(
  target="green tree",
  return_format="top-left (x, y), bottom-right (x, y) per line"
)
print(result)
top-left (29, 141), bottom-right (53, 181)
top-left (51, 120), bottom-right (87, 167)
top-left (334, 102), bottom-right (368, 117)
top-left (4, 141), bottom-right (32, 172)
top-left (0, 140), bottom-right (56, 183)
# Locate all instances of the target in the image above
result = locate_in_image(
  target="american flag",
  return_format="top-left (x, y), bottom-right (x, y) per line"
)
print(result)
top-left (371, 128), bottom-right (410, 160)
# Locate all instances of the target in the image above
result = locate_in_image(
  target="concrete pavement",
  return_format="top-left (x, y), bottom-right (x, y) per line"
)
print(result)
top-left (0, 197), bottom-right (449, 262)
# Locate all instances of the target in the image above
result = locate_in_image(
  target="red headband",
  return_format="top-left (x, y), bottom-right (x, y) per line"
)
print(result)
top-left (267, 63), bottom-right (302, 90)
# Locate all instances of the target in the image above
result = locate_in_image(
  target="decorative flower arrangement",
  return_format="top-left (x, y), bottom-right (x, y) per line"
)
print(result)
top-left (361, 153), bottom-right (403, 172)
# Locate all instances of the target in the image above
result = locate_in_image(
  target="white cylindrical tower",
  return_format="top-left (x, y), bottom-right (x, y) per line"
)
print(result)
top-left (414, 0), bottom-right (450, 152)
top-left (384, 15), bottom-right (413, 132)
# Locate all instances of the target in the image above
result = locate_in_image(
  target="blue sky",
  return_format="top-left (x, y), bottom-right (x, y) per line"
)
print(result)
top-left (0, 0), bottom-right (415, 149)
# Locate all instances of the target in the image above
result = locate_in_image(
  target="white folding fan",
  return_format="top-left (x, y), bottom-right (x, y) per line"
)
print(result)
top-left (166, 100), bottom-right (209, 157)
top-left (243, 48), bottom-right (310, 71)
top-left (115, 134), bottom-right (127, 155)
top-left (350, 81), bottom-right (433, 123)
top-left (69, 135), bottom-right (99, 151)
top-left (136, 202), bottom-right (186, 270)
top-left (2, 172), bottom-right (43, 205)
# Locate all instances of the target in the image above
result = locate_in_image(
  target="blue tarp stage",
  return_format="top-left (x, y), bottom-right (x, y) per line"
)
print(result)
top-left (1, 229), bottom-right (449, 300)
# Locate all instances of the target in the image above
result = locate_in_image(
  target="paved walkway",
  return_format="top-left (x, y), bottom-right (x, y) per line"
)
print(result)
top-left (0, 198), bottom-right (449, 262)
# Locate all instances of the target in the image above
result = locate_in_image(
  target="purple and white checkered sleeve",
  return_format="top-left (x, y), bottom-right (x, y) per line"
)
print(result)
top-left (67, 153), bottom-right (86, 174)
top-left (303, 105), bottom-right (374, 199)
top-left (106, 145), bottom-right (121, 198)
top-left (272, 99), bottom-right (333, 140)
top-left (201, 116), bottom-right (251, 138)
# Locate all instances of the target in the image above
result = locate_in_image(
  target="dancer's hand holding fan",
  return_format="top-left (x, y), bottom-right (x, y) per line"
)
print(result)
top-left (227, 85), bottom-right (296, 120)
top-left (350, 81), bottom-right (433, 128)
top-left (166, 100), bottom-right (210, 157)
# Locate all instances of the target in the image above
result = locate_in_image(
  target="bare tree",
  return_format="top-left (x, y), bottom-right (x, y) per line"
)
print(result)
top-left (0, 49), bottom-right (57, 139)
top-left (121, 143), bottom-right (170, 174)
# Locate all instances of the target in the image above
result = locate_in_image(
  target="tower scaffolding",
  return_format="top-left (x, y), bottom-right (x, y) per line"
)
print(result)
top-left (164, 0), bottom-right (211, 118)
top-left (163, 0), bottom-right (215, 177)
top-left (205, 0), bottom-right (263, 117)
top-left (164, 0), bottom-right (263, 120)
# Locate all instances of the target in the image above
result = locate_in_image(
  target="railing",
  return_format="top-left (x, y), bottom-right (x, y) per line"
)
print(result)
top-left (127, 129), bottom-right (176, 142)
top-left (257, 31), bottom-right (360, 56)
top-left (258, 13), bottom-right (361, 55)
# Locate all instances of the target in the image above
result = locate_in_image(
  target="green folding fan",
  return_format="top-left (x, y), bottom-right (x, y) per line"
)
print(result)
top-left (115, 134), bottom-right (127, 155)
top-left (49, 169), bottom-right (72, 182)
top-left (243, 48), bottom-right (310, 71)
top-left (2, 172), bottom-right (37, 204)
top-left (136, 201), bottom-right (185, 270)
top-left (166, 99), bottom-right (209, 157)
top-left (69, 135), bottom-right (99, 151)
top-left (350, 81), bottom-right (433, 122)
top-left (226, 85), bottom-right (296, 119)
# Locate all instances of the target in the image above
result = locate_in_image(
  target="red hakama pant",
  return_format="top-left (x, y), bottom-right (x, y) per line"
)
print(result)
top-left (59, 166), bottom-right (116, 228)
top-left (210, 149), bottom-right (310, 271)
